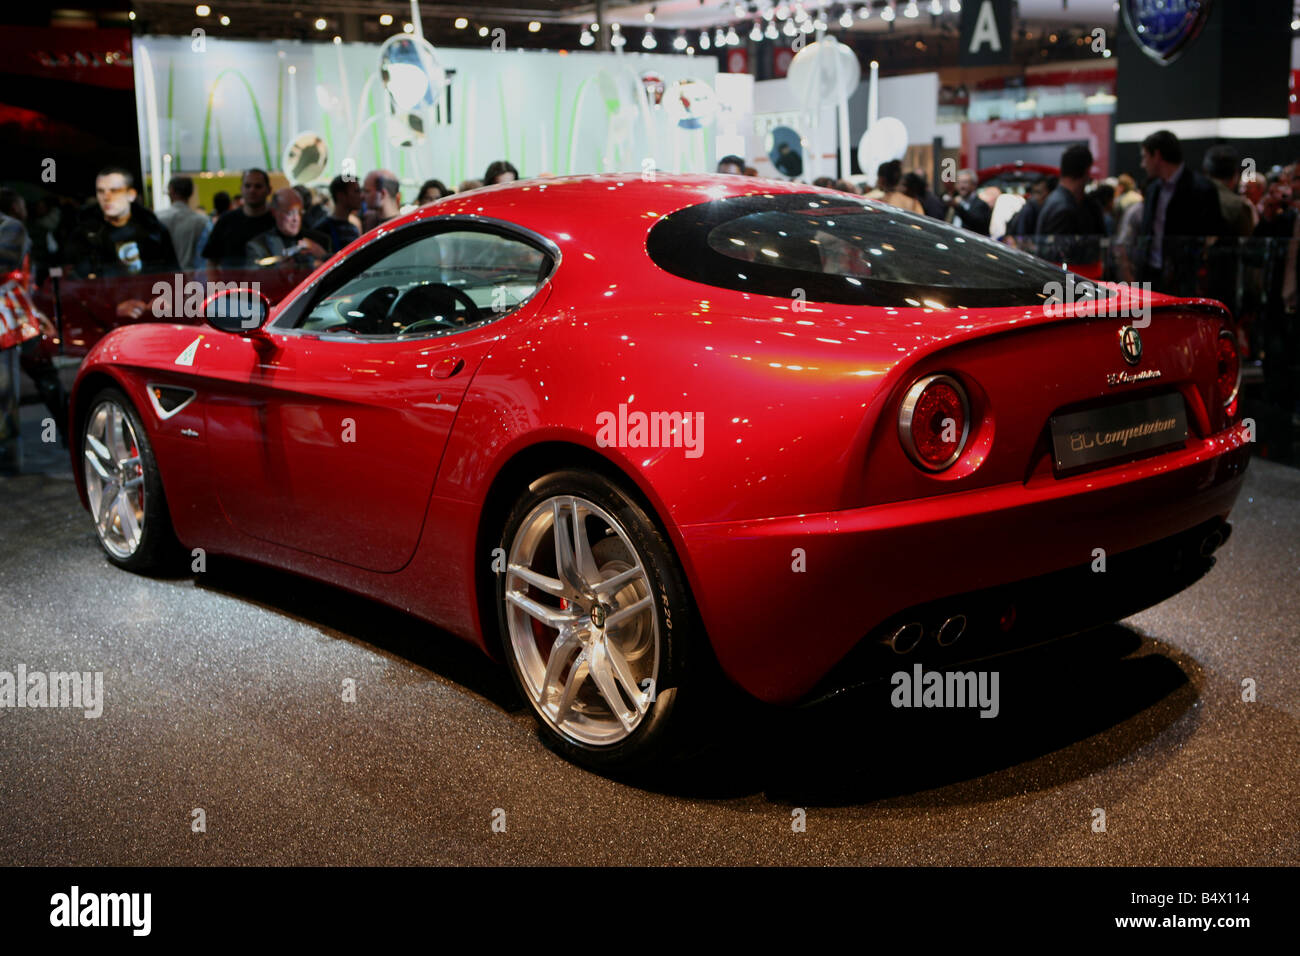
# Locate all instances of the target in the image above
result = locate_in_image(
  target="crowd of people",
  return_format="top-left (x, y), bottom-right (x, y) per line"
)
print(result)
top-left (726, 129), bottom-right (1288, 301)
top-left (0, 159), bottom-right (525, 291)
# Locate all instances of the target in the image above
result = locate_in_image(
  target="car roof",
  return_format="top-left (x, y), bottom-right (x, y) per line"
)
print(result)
top-left (381, 173), bottom-right (836, 247)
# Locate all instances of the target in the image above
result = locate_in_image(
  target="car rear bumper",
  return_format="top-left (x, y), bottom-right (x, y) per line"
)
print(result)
top-left (679, 422), bottom-right (1252, 705)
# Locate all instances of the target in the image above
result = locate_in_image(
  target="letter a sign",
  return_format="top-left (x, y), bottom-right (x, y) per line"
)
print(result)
top-left (960, 0), bottom-right (1012, 66)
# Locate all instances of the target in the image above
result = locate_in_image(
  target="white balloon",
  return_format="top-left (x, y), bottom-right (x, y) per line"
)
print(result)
top-left (787, 37), bottom-right (861, 104)
top-left (857, 116), bottom-right (909, 181)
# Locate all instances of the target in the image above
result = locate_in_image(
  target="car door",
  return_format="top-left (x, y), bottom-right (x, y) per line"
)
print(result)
top-left (203, 220), bottom-right (556, 572)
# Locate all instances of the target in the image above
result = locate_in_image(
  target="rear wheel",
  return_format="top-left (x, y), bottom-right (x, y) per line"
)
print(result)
top-left (80, 387), bottom-right (179, 573)
top-left (496, 470), bottom-right (697, 772)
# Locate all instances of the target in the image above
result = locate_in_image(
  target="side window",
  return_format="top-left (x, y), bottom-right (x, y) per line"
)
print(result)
top-left (298, 228), bottom-right (550, 337)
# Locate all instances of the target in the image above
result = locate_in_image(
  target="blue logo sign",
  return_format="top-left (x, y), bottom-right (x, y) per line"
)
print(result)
top-left (1121, 0), bottom-right (1213, 65)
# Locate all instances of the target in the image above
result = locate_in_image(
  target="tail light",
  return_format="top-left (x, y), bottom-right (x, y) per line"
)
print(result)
top-left (899, 373), bottom-right (970, 471)
top-left (1216, 330), bottom-right (1241, 417)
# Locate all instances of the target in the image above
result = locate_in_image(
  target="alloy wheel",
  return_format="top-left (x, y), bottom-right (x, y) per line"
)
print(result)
top-left (83, 400), bottom-right (146, 559)
top-left (504, 495), bottom-right (659, 747)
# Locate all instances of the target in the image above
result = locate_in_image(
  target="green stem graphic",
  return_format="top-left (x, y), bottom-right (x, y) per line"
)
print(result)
top-left (199, 68), bottom-right (273, 171)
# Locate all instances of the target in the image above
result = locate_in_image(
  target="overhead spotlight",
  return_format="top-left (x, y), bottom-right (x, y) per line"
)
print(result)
top-left (195, 4), bottom-right (210, 16)
top-left (700, 30), bottom-right (710, 49)
top-left (687, 45), bottom-right (695, 54)
top-left (950, 0), bottom-right (961, 10)
top-left (580, 27), bottom-right (594, 45)
top-left (714, 27), bottom-right (726, 46)
top-left (128, 10), bottom-right (136, 20)
top-left (402, 21), bottom-right (413, 33)
top-left (734, 2), bottom-right (747, 15)
top-left (645, 8), bottom-right (656, 23)
top-left (590, 22), bottom-right (600, 30)
top-left (765, 20), bottom-right (779, 38)
top-left (930, 0), bottom-right (943, 13)
top-left (783, 18), bottom-right (797, 36)
top-left (528, 21), bottom-right (540, 32)
top-left (314, 17), bottom-right (327, 30)
top-left (749, 21), bottom-right (762, 41)
top-left (478, 25), bottom-right (489, 37)
top-left (220, 14), bottom-right (230, 26)
top-left (801, 19), bottom-right (815, 32)
top-left (379, 13), bottom-right (393, 26)
top-left (454, 17), bottom-right (467, 29)
top-left (672, 30), bottom-right (687, 50)
top-left (642, 28), bottom-right (657, 48)
top-left (904, 1), bottom-right (920, 17)
top-left (858, 4), bottom-right (871, 17)
top-left (1293, 16), bottom-right (1300, 30)
top-left (332, 35), bottom-right (341, 44)
top-left (840, 9), bottom-right (854, 27)
top-left (611, 23), bottom-right (626, 47)
top-left (882, 3), bottom-right (897, 21)
top-left (725, 26), bottom-right (740, 45)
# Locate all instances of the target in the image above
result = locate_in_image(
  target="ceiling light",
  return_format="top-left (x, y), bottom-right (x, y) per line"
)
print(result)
top-left (195, 4), bottom-right (210, 16)
top-left (314, 17), bottom-right (327, 30)
top-left (882, 3), bottom-right (897, 21)
top-left (454, 17), bottom-right (467, 29)
top-left (478, 25), bottom-right (489, 37)
top-left (379, 13), bottom-right (392, 26)
top-left (765, 20), bottom-right (778, 38)
top-left (642, 29), bottom-right (657, 48)
top-left (672, 31), bottom-right (687, 50)
top-left (930, 0), bottom-right (944, 13)
top-left (858, 5), bottom-right (871, 18)
top-left (950, 0), bottom-right (962, 10)
top-left (749, 21), bottom-right (762, 41)
top-left (904, 1), bottom-right (920, 17)
top-left (783, 19), bottom-right (797, 36)
top-left (840, 9), bottom-right (854, 27)
top-left (402, 21), bottom-right (413, 33)
top-left (700, 30), bottom-right (710, 49)
top-left (726, 26), bottom-right (740, 45)
top-left (528, 21), bottom-right (540, 32)
top-left (220, 14), bottom-right (230, 26)
top-left (580, 28), bottom-right (594, 45)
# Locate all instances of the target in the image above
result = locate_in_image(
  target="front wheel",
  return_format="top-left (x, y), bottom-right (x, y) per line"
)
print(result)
top-left (80, 387), bottom-right (180, 573)
top-left (496, 470), bottom-right (697, 772)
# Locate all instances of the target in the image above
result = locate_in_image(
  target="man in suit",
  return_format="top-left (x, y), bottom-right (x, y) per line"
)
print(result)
top-left (951, 169), bottom-right (991, 236)
top-left (1136, 130), bottom-right (1226, 296)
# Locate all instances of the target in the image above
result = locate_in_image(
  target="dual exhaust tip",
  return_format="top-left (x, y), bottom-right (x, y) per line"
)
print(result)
top-left (884, 615), bottom-right (967, 655)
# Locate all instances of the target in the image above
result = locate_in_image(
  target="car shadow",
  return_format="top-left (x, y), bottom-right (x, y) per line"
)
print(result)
top-left (195, 554), bottom-right (522, 712)
top-left (648, 623), bottom-right (1201, 805)
top-left (190, 556), bottom-right (1201, 807)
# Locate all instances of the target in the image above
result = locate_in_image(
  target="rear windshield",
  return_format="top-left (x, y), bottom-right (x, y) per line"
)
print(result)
top-left (645, 192), bottom-right (1068, 308)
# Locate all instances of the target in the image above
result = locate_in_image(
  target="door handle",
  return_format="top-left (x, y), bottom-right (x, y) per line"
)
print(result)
top-left (432, 356), bottom-right (465, 379)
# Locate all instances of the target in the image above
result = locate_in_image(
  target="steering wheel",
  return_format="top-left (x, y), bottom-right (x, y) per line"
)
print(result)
top-left (390, 283), bottom-right (482, 336)
top-left (339, 285), bottom-right (400, 335)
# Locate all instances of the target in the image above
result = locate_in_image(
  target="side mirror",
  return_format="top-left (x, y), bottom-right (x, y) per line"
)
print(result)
top-left (203, 287), bottom-right (271, 335)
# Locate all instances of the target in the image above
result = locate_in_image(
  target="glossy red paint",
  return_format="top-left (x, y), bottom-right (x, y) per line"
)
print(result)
top-left (69, 174), bottom-right (1249, 705)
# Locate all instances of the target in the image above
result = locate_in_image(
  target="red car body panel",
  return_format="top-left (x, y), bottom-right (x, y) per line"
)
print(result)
top-left (70, 174), bottom-right (1249, 705)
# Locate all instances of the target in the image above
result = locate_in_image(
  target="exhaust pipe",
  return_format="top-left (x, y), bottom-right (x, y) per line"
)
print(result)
top-left (936, 614), bottom-right (967, 647)
top-left (883, 622), bottom-right (924, 655)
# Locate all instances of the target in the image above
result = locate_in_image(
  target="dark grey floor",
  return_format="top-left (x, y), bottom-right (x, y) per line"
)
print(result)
top-left (0, 436), bottom-right (1296, 865)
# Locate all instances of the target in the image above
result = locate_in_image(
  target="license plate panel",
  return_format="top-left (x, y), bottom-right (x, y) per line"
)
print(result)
top-left (1050, 393), bottom-right (1188, 472)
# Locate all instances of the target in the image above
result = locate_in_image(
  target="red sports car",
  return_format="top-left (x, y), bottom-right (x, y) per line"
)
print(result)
top-left (69, 174), bottom-right (1250, 771)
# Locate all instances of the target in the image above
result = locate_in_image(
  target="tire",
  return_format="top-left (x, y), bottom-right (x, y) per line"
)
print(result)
top-left (495, 469), bottom-right (700, 773)
top-left (80, 386), bottom-right (181, 574)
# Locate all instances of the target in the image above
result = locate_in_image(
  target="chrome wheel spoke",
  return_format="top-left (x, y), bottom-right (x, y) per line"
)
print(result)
top-left (84, 448), bottom-right (112, 481)
top-left (569, 499), bottom-right (600, 588)
top-left (121, 475), bottom-right (144, 490)
top-left (605, 594), bottom-right (652, 631)
top-left (588, 644), bottom-right (636, 731)
top-left (86, 433), bottom-right (112, 465)
top-left (507, 562), bottom-right (566, 598)
top-left (116, 492), bottom-right (140, 549)
top-left (539, 630), bottom-right (581, 707)
top-left (505, 589), bottom-right (578, 629)
top-left (604, 640), bottom-right (648, 714)
top-left (592, 564), bottom-right (643, 598)
top-left (553, 654), bottom-right (589, 724)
